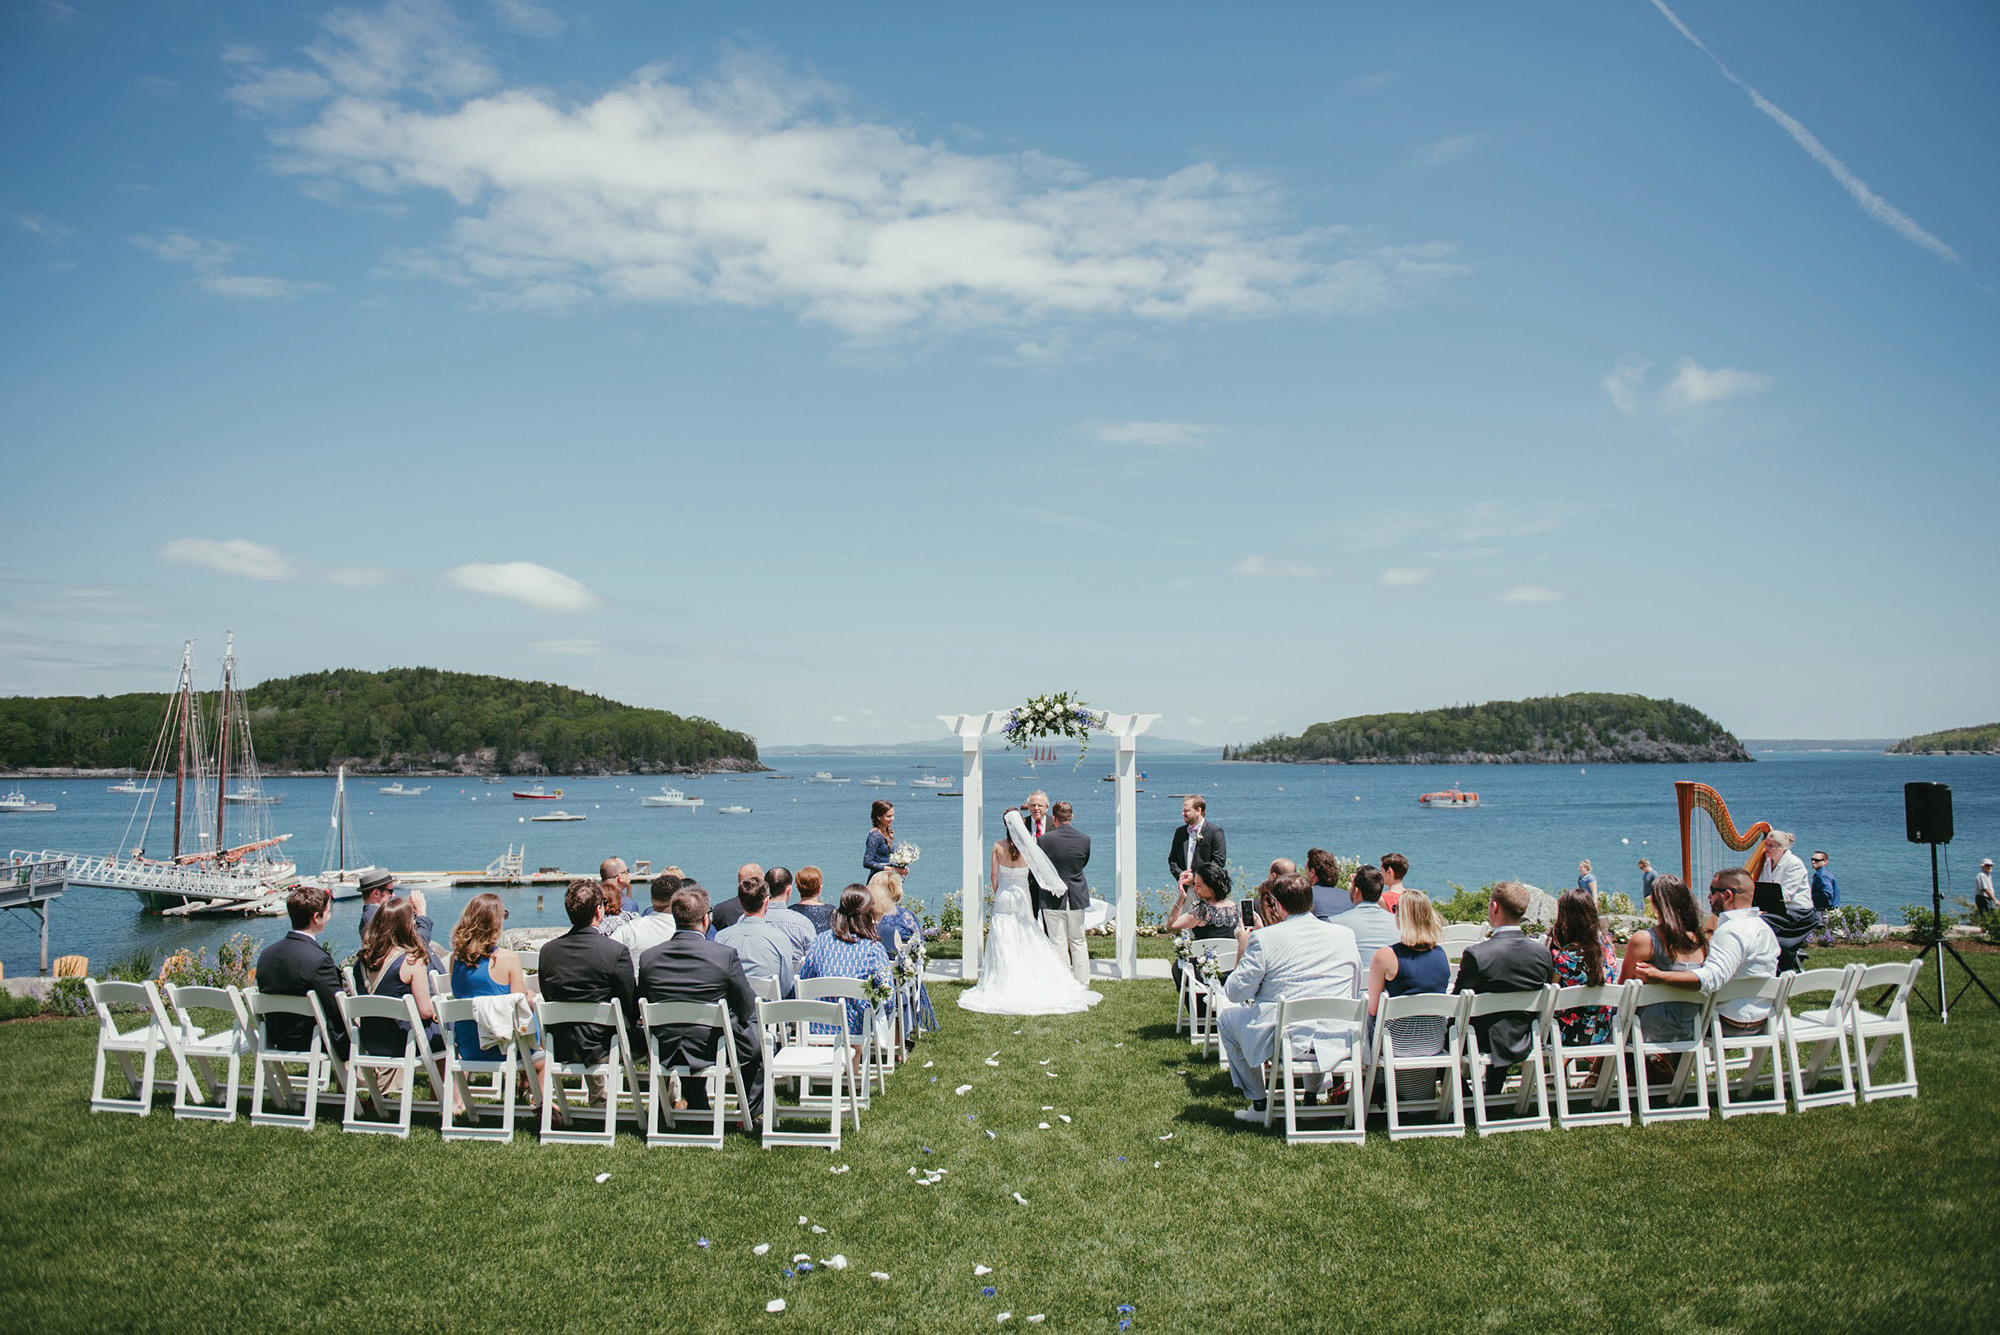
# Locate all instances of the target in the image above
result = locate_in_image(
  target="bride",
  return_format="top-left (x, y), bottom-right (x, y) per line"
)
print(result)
top-left (959, 807), bottom-right (1102, 1015)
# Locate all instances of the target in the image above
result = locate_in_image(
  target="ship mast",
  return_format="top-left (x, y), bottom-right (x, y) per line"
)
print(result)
top-left (215, 630), bottom-right (234, 855)
top-left (172, 640), bottom-right (192, 861)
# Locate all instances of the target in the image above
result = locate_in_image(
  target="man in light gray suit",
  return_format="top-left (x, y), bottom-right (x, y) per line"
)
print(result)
top-left (1341, 865), bottom-right (1401, 963)
top-left (1218, 872), bottom-right (1361, 1122)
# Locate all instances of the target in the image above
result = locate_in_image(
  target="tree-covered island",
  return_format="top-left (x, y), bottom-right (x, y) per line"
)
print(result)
top-left (1228, 693), bottom-right (1751, 764)
top-left (1887, 723), bottom-right (1999, 755)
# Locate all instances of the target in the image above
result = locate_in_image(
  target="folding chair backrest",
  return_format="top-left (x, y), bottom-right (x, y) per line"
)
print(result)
top-left (1711, 973), bottom-right (1789, 1026)
top-left (341, 992), bottom-right (423, 1035)
top-left (1440, 925), bottom-right (1486, 944)
top-left (1275, 994), bottom-right (1367, 1030)
top-left (641, 999), bottom-right (731, 1032)
top-left (247, 988), bottom-right (328, 1053)
top-left (1550, 982), bottom-right (1629, 1018)
top-left (86, 980), bottom-right (158, 1039)
top-left (797, 977), bottom-right (866, 1003)
top-left (517, 949), bottom-right (540, 976)
top-left (748, 974), bottom-right (782, 1003)
top-left (759, 998), bottom-right (847, 1048)
top-left (1854, 961), bottom-right (1920, 1015)
top-left (165, 984), bottom-right (240, 1040)
top-left (1463, 986), bottom-right (1554, 1024)
top-left (1377, 990), bottom-right (1467, 1024)
top-left (1785, 966), bottom-right (1855, 1010)
top-left (537, 998), bottom-right (621, 1028)
top-left (1628, 982), bottom-right (1715, 1031)
top-left (435, 997), bottom-right (479, 1055)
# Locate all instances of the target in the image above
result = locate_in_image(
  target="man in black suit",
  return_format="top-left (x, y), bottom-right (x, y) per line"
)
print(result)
top-left (253, 885), bottom-right (349, 1061)
top-left (1454, 880), bottom-right (1556, 1094)
top-left (636, 884), bottom-right (762, 1113)
top-left (537, 878), bottom-right (640, 1072)
top-left (1036, 800), bottom-right (1093, 986)
top-left (1168, 795), bottom-right (1226, 892)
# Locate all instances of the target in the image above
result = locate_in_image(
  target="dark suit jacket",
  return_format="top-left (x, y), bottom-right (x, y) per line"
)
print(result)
top-left (1168, 821), bottom-right (1227, 883)
top-left (253, 930), bottom-right (350, 1060)
top-left (1455, 928), bottom-right (1555, 1066)
top-left (636, 934), bottom-right (762, 1089)
top-left (1036, 823), bottom-right (1091, 913)
top-left (537, 926), bottom-right (639, 1065)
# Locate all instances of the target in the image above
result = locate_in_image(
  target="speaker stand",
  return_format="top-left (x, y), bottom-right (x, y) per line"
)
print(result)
top-left (1909, 842), bottom-right (1999, 1023)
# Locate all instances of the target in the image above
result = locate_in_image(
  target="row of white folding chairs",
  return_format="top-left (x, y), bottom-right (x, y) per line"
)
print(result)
top-left (1255, 959), bottom-right (1922, 1145)
top-left (85, 974), bottom-right (893, 1152)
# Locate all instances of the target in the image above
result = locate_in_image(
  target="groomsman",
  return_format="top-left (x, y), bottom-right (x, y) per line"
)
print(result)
top-left (1169, 795), bottom-right (1226, 890)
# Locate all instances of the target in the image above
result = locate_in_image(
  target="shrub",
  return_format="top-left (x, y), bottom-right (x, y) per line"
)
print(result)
top-left (45, 977), bottom-right (93, 1018)
top-left (1955, 900), bottom-right (2000, 947)
top-left (1818, 905), bottom-right (1879, 944)
top-left (1603, 892), bottom-right (1635, 916)
top-left (157, 934), bottom-right (259, 991)
top-left (0, 991), bottom-right (43, 1022)
top-left (1435, 883), bottom-right (1494, 924)
top-left (1900, 902), bottom-right (1954, 943)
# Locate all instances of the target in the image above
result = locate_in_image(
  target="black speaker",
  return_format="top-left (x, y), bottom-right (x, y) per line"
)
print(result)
top-left (1905, 781), bottom-right (1953, 845)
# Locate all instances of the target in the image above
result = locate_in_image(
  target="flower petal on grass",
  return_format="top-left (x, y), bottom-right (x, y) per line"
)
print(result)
top-left (754, 1244), bottom-right (771, 1256)
top-left (974, 1264), bottom-right (993, 1276)
top-left (830, 1164), bottom-right (851, 1174)
top-left (825, 1255), bottom-right (849, 1270)
top-left (1059, 1115), bottom-right (1072, 1124)
top-left (986, 1130), bottom-right (997, 1139)
top-left (984, 1059), bottom-right (1001, 1067)
top-left (697, 1238), bottom-right (710, 1249)
top-left (1038, 1122), bottom-right (1051, 1130)
top-left (798, 1215), bottom-right (810, 1225)
top-left (956, 1084), bottom-right (974, 1095)
top-left (1028, 1316), bottom-right (1046, 1324)
top-left (1158, 1133), bottom-right (1173, 1141)
top-left (812, 1225), bottom-right (828, 1234)
top-left (766, 1298), bottom-right (786, 1313)
top-left (793, 1253), bottom-right (812, 1263)
top-left (871, 1272), bottom-right (891, 1281)
top-left (594, 1173), bottom-right (611, 1184)
top-left (982, 1286), bottom-right (997, 1297)
top-left (1012, 1192), bottom-right (1030, 1205)
top-left (998, 1312), bottom-right (1012, 1323)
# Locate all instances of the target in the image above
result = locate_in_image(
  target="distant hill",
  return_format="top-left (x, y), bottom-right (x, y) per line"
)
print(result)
top-left (1743, 738), bottom-right (1897, 753)
top-left (1887, 723), bottom-right (1999, 755)
top-left (764, 735), bottom-right (1222, 757)
top-left (0, 668), bottom-right (761, 776)
top-left (1232, 693), bottom-right (1750, 765)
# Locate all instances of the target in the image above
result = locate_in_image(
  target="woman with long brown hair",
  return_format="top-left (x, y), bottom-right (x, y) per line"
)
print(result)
top-left (448, 893), bottom-right (541, 1068)
top-left (355, 897), bottom-right (442, 1058)
top-left (863, 799), bottom-right (897, 880)
top-left (1618, 873), bottom-right (1710, 1056)
top-left (1547, 887), bottom-right (1613, 1047)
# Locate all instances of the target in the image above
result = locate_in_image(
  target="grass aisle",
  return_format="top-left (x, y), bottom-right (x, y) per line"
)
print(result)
top-left (0, 948), bottom-right (1995, 1331)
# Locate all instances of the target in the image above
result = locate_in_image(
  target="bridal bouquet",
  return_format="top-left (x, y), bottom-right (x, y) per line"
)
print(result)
top-left (889, 841), bottom-right (920, 870)
top-left (1002, 691), bottom-right (1106, 768)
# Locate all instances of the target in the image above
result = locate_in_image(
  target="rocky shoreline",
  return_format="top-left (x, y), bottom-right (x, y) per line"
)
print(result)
top-left (0, 756), bottom-right (770, 780)
top-left (1227, 741), bottom-right (1751, 765)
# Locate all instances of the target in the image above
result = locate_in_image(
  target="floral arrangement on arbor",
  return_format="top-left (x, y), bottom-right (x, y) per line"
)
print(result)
top-left (1001, 691), bottom-right (1106, 768)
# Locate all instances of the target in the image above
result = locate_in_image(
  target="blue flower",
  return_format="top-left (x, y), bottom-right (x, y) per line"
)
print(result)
top-left (923, 1146), bottom-right (933, 1154)
top-left (696, 1237), bottom-right (710, 1249)
top-left (782, 1268), bottom-right (795, 1278)
top-left (1117, 1304), bottom-right (1136, 1314)
top-left (798, 1262), bottom-right (814, 1272)
top-left (982, 1287), bottom-right (997, 1297)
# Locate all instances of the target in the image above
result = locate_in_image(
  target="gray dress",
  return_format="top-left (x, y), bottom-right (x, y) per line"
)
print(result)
top-left (1636, 929), bottom-right (1702, 1044)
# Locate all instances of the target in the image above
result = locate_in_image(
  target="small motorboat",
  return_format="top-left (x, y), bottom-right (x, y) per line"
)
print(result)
top-left (0, 788), bottom-right (57, 813)
top-left (512, 786), bottom-right (564, 800)
top-left (529, 809), bottom-right (586, 822)
top-left (642, 785), bottom-right (704, 808)
top-left (107, 780), bottom-right (157, 795)
top-left (379, 782), bottom-right (430, 796)
top-left (910, 775), bottom-right (954, 788)
top-left (1418, 788), bottom-right (1479, 808)
top-left (717, 804), bottom-right (753, 815)
top-left (859, 777), bottom-right (897, 787)
top-left (223, 788), bottom-right (282, 805)
top-left (805, 771), bottom-right (850, 784)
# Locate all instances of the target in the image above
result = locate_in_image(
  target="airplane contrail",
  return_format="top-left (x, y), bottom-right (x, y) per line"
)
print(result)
top-left (1648, 0), bottom-right (1960, 266)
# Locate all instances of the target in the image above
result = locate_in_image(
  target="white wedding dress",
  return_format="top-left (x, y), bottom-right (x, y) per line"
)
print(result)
top-left (959, 813), bottom-right (1102, 1016)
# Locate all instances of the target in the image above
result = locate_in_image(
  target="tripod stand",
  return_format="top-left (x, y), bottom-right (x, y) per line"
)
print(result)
top-left (1909, 840), bottom-right (1998, 1023)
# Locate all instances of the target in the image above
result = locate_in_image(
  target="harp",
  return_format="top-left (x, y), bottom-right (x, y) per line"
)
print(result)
top-left (1676, 781), bottom-right (1772, 895)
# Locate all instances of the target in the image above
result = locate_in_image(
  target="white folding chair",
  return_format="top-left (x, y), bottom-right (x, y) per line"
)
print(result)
top-left (1628, 983), bottom-right (1715, 1124)
top-left (1782, 965), bottom-right (1860, 1111)
top-left (1850, 960), bottom-right (1921, 1102)
top-left (748, 973), bottom-right (783, 1004)
top-left (436, 995), bottom-right (532, 1141)
top-left (758, 998), bottom-right (852, 1149)
top-left (85, 979), bottom-right (171, 1116)
top-left (517, 948), bottom-right (540, 980)
top-left (1367, 991), bottom-right (1468, 1139)
top-left (1545, 982), bottom-right (1634, 1129)
top-left (796, 978), bottom-right (887, 1105)
top-left (1262, 995), bottom-right (1368, 1145)
top-left (1439, 924), bottom-right (1485, 966)
top-left (640, 999), bottom-right (754, 1148)
top-left (338, 993), bottom-right (447, 1138)
top-left (245, 988), bottom-right (341, 1131)
top-left (1709, 974), bottom-right (1792, 1119)
top-left (1462, 986), bottom-right (1555, 1136)
top-left (1184, 941), bottom-right (1241, 1058)
top-left (535, 997), bottom-right (640, 1146)
top-left (163, 982), bottom-right (252, 1122)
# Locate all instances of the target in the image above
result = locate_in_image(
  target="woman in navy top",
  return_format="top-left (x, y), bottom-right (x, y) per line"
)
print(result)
top-left (1365, 889), bottom-right (1450, 1015)
top-left (863, 799), bottom-right (897, 879)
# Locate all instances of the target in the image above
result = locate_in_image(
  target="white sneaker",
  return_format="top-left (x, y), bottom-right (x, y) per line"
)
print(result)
top-left (1232, 1106), bottom-right (1267, 1123)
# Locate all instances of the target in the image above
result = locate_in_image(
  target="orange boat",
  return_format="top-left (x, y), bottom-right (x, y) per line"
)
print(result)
top-left (1418, 788), bottom-right (1478, 808)
top-left (511, 785), bottom-right (564, 800)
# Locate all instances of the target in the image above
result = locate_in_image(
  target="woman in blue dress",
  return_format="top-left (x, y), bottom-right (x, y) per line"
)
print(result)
top-left (447, 893), bottom-right (544, 1092)
top-left (799, 887), bottom-right (893, 1049)
top-left (863, 800), bottom-right (898, 880)
top-left (868, 869), bottom-right (933, 1045)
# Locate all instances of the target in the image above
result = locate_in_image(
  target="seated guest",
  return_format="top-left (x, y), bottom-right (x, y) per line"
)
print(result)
top-left (354, 898), bottom-right (443, 1059)
top-left (714, 876), bottom-right (798, 998)
top-left (1166, 864), bottom-right (1242, 997)
top-left (1638, 867), bottom-right (1779, 1033)
top-left (793, 866), bottom-right (835, 933)
top-left (1759, 829), bottom-right (1818, 972)
top-left (253, 885), bottom-right (349, 1060)
top-left (1378, 853), bottom-right (1411, 912)
top-left (595, 878), bottom-right (641, 934)
top-left (1218, 872), bottom-right (1361, 1121)
top-left (448, 893), bottom-right (543, 1085)
top-left (537, 878), bottom-right (641, 1073)
top-left (1342, 865), bottom-right (1402, 965)
top-left (358, 869), bottom-right (434, 952)
top-left (1365, 889), bottom-right (1449, 1015)
top-left (709, 862), bottom-right (760, 933)
top-left (1616, 873), bottom-right (1708, 1076)
top-left (764, 867), bottom-right (817, 965)
top-left (798, 887), bottom-right (893, 1049)
top-left (1546, 888), bottom-right (1613, 1049)
top-left (1306, 848), bottom-right (1349, 922)
top-left (601, 857), bottom-right (639, 915)
top-left (636, 885), bottom-right (763, 1113)
top-left (1455, 881), bottom-right (1556, 1093)
top-left (868, 869), bottom-right (922, 956)
top-left (610, 873), bottom-right (680, 978)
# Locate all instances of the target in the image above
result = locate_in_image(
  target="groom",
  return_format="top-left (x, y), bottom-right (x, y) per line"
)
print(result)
top-left (1033, 800), bottom-right (1092, 986)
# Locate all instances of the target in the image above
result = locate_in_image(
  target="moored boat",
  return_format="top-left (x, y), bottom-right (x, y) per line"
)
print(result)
top-left (379, 782), bottom-right (430, 796)
top-left (0, 789), bottom-right (57, 814)
top-left (529, 809), bottom-right (586, 822)
top-left (805, 771), bottom-right (850, 784)
top-left (1418, 788), bottom-right (1479, 808)
top-left (641, 784), bottom-right (704, 808)
top-left (512, 785), bottom-right (564, 800)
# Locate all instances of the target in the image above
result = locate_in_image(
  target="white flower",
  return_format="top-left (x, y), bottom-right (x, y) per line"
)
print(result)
top-left (974, 1264), bottom-right (994, 1276)
top-left (753, 1244), bottom-right (770, 1256)
top-left (766, 1299), bottom-right (787, 1313)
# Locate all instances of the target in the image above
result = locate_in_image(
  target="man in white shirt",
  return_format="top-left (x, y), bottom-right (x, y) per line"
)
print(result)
top-left (1976, 858), bottom-right (1997, 915)
top-left (713, 876), bottom-right (797, 998)
top-left (610, 872), bottom-right (679, 979)
top-left (1341, 865), bottom-right (1401, 963)
top-left (1639, 867), bottom-right (1779, 1030)
top-left (1217, 872), bottom-right (1361, 1122)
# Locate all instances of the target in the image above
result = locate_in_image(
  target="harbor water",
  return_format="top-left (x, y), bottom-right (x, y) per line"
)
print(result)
top-left (4, 750), bottom-right (1996, 977)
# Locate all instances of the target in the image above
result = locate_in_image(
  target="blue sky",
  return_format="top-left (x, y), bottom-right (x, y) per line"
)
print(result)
top-left (2, 0), bottom-right (1995, 745)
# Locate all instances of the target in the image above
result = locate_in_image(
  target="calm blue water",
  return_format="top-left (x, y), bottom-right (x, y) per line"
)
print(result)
top-left (5, 751), bottom-right (1996, 976)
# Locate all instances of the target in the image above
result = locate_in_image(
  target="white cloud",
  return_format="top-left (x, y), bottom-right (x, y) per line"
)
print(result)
top-left (1659, 358), bottom-right (1772, 411)
top-left (1602, 354), bottom-right (1649, 418)
top-left (201, 274), bottom-right (319, 299)
top-left (1500, 584), bottom-right (1562, 603)
top-left (1232, 555), bottom-right (1328, 579)
top-left (530, 637), bottom-right (607, 655)
top-left (1415, 134), bottom-right (1485, 169)
top-left (161, 538), bottom-right (297, 581)
top-left (236, 25), bottom-right (1465, 337)
top-left (1649, 0), bottom-right (1959, 266)
top-left (16, 213), bottom-right (73, 243)
top-left (1089, 420), bottom-right (1212, 447)
top-left (829, 714), bottom-right (849, 725)
top-left (488, 0), bottom-right (564, 38)
top-left (447, 561), bottom-right (599, 611)
top-left (1380, 567), bottom-right (1427, 587)
top-left (131, 231), bottom-right (319, 299)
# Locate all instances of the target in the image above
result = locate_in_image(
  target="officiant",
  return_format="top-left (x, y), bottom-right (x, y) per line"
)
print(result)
top-left (1168, 795), bottom-right (1226, 890)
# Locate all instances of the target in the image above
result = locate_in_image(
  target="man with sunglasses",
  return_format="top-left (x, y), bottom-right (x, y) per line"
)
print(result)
top-left (1638, 867), bottom-right (1779, 1034)
top-left (1808, 851), bottom-right (1839, 913)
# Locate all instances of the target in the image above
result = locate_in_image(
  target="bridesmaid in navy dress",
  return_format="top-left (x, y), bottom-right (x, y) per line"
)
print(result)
top-left (863, 799), bottom-right (898, 880)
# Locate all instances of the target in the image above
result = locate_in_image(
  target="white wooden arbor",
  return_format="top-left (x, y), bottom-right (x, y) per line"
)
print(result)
top-left (938, 710), bottom-right (1160, 980)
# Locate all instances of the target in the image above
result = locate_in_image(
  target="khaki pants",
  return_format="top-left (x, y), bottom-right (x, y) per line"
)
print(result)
top-left (1041, 908), bottom-right (1089, 985)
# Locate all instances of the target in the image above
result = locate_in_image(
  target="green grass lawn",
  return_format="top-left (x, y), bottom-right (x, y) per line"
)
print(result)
top-left (1, 947), bottom-right (1995, 1332)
